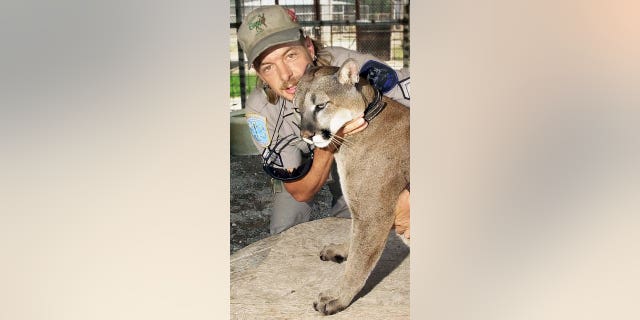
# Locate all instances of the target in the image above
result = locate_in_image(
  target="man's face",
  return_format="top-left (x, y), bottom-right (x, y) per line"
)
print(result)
top-left (255, 40), bottom-right (314, 102)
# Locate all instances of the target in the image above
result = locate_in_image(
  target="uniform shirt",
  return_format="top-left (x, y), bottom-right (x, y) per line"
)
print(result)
top-left (245, 46), bottom-right (410, 174)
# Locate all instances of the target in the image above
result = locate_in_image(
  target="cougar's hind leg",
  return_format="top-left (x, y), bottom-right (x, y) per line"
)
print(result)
top-left (319, 242), bottom-right (349, 263)
top-left (313, 212), bottom-right (395, 315)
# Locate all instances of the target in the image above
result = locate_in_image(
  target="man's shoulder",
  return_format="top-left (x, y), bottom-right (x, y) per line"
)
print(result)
top-left (245, 89), bottom-right (272, 115)
top-left (324, 47), bottom-right (410, 106)
top-left (324, 46), bottom-right (354, 57)
top-left (324, 46), bottom-right (357, 64)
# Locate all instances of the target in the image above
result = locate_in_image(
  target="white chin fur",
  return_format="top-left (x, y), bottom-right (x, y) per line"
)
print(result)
top-left (312, 136), bottom-right (331, 148)
top-left (329, 110), bottom-right (355, 133)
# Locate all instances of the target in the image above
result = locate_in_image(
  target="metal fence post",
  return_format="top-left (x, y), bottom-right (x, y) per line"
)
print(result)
top-left (314, 0), bottom-right (322, 42)
top-left (235, 0), bottom-right (247, 109)
top-left (403, 2), bottom-right (409, 68)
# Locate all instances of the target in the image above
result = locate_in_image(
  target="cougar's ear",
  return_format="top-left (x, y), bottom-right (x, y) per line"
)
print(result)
top-left (337, 58), bottom-right (359, 85)
top-left (304, 63), bottom-right (314, 75)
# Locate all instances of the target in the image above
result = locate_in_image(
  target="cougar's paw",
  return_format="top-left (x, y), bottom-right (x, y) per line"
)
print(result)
top-left (319, 243), bottom-right (349, 263)
top-left (313, 291), bottom-right (348, 315)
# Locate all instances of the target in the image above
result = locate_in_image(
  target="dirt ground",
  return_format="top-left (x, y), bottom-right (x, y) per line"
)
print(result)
top-left (230, 154), bottom-right (334, 254)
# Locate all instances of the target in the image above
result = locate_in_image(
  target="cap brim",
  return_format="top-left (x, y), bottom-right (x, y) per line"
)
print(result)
top-left (248, 27), bottom-right (302, 67)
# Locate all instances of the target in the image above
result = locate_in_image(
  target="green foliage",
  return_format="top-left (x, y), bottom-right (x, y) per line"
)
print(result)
top-left (230, 74), bottom-right (257, 98)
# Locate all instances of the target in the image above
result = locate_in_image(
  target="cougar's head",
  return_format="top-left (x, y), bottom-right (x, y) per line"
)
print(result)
top-left (294, 58), bottom-right (367, 148)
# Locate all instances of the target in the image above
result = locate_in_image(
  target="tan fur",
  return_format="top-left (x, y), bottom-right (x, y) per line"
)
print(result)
top-left (294, 59), bottom-right (410, 315)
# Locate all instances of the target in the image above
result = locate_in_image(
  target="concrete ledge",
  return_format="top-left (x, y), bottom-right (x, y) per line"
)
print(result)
top-left (230, 109), bottom-right (260, 156)
top-left (230, 217), bottom-right (410, 319)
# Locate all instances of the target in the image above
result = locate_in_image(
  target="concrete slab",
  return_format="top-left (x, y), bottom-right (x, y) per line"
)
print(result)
top-left (230, 217), bottom-right (410, 319)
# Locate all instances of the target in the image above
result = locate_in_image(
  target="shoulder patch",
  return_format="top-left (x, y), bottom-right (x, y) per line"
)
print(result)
top-left (398, 77), bottom-right (411, 100)
top-left (359, 60), bottom-right (399, 94)
top-left (245, 113), bottom-right (270, 148)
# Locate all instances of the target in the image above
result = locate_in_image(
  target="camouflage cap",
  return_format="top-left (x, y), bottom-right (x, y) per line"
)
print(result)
top-left (238, 5), bottom-right (303, 67)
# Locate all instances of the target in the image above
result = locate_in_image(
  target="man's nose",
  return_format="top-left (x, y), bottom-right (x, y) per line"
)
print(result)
top-left (278, 63), bottom-right (293, 82)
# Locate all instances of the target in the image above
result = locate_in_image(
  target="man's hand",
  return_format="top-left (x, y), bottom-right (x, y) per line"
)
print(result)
top-left (393, 188), bottom-right (410, 240)
top-left (287, 115), bottom-right (368, 200)
top-left (341, 113), bottom-right (367, 137)
top-left (325, 114), bottom-right (368, 152)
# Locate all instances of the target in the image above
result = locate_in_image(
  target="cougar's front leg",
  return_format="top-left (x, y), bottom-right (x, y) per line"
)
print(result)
top-left (313, 213), bottom-right (394, 315)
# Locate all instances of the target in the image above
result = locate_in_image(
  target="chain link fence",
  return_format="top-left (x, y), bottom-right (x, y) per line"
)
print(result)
top-left (230, 0), bottom-right (410, 110)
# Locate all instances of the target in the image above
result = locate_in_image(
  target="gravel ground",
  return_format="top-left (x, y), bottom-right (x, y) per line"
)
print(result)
top-left (230, 154), bottom-right (334, 254)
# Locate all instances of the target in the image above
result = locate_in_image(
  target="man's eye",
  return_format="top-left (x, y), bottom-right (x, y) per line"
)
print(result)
top-left (287, 52), bottom-right (298, 60)
top-left (261, 65), bottom-right (272, 73)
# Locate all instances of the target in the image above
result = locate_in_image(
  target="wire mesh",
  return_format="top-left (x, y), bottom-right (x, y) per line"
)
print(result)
top-left (230, 0), bottom-right (409, 110)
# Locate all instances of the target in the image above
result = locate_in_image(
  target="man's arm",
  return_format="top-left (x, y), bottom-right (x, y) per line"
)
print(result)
top-left (393, 188), bottom-right (410, 240)
top-left (283, 147), bottom-right (334, 202)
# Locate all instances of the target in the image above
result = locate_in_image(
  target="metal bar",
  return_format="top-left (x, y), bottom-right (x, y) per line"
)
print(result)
top-left (314, 0), bottom-right (321, 42)
top-left (234, 0), bottom-right (247, 108)
top-left (403, 2), bottom-right (410, 68)
top-left (230, 20), bottom-right (407, 29)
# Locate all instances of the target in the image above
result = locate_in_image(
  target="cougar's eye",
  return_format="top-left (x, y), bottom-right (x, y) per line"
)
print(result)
top-left (315, 101), bottom-right (328, 111)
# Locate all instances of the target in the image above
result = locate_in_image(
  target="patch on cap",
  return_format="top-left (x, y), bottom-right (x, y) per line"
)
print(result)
top-left (248, 13), bottom-right (267, 34)
top-left (286, 9), bottom-right (298, 22)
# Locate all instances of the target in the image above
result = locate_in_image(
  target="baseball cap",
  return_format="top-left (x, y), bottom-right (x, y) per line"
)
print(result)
top-left (238, 5), bottom-right (303, 67)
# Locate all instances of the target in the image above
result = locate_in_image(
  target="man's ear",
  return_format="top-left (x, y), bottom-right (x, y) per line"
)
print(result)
top-left (337, 58), bottom-right (359, 85)
top-left (304, 36), bottom-right (315, 57)
top-left (256, 75), bottom-right (278, 104)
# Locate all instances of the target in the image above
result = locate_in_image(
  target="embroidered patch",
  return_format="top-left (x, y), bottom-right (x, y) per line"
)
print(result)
top-left (359, 60), bottom-right (399, 94)
top-left (246, 113), bottom-right (270, 147)
top-left (398, 77), bottom-right (411, 100)
top-left (287, 9), bottom-right (298, 22)
top-left (248, 13), bottom-right (267, 33)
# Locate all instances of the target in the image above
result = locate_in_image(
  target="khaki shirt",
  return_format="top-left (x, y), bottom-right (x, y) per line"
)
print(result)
top-left (245, 47), bottom-right (410, 174)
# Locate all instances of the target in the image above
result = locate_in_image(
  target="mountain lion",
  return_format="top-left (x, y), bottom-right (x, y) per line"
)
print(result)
top-left (294, 58), bottom-right (410, 315)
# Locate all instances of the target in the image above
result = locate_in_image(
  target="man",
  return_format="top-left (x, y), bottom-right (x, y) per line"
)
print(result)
top-left (237, 5), bottom-right (410, 237)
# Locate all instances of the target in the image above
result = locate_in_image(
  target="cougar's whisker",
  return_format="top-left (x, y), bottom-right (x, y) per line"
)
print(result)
top-left (330, 135), bottom-right (353, 148)
top-left (333, 134), bottom-right (353, 145)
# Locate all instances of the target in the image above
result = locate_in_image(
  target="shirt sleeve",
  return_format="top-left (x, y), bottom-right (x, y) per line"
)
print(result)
top-left (244, 91), bottom-right (309, 171)
top-left (245, 90), bottom-right (278, 153)
top-left (277, 137), bottom-right (307, 170)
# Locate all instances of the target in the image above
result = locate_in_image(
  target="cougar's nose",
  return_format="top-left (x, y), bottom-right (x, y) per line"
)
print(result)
top-left (300, 129), bottom-right (314, 144)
